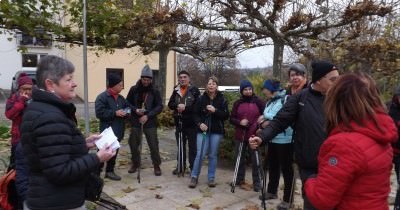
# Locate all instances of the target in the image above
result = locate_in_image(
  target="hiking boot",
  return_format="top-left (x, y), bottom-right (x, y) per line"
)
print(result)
top-left (172, 167), bottom-right (186, 175)
top-left (208, 179), bottom-right (216, 188)
top-left (259, 192), bottom-right (277, 200)
top-left (188, 177), bottom-right (198, 188)
top-left (105, 172), bottom-right (121, 181)
top-left (154, 165), bottom-right (162, 176)
top-left (277, 201), bottom-right (290, 210)
top-left (230, 180), bottom-right (245, 187)
top-left (128, 164), bottom-right (138, 174)
top-left (253, 183), bottom-right (261, 192)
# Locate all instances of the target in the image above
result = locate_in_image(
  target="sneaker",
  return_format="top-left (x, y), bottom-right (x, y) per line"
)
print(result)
top-left (105, 172), bottom-right (121, 181)
top-left (188, 177), bottom-right (198, 188)
top-left (128, 164), bottom-right (138, 174)
top-left (154, 165), bottom-right (162, 176)
top-left (277, 201), bottom-right (290, 210)
top-left (208, 179), bottom-right (216, 188)
top-left (259, 192), bottom-right (277, 200)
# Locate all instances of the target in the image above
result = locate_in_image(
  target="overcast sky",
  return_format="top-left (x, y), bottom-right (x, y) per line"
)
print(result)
top-left (237, 45), bottom-right (274, 68)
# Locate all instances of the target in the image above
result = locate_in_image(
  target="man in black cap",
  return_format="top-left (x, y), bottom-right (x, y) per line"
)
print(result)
top-left (126, 65), bottom-right (163, 176)
top-left (168, 70), bottom-right (200, 175)
top-left (249, 60), bottom-right (339, 210)
top-left (95, 73), bottom-right (130, 180)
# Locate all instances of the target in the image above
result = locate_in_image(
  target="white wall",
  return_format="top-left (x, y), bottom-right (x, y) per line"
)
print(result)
top-left (0, 30), bottom-right (21, 90)
top-left (0, 29), bottom-right (65, 90)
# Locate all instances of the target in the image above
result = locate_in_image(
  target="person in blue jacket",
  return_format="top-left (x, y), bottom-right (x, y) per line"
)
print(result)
top-left (259, 79), bottom-right (294, 210)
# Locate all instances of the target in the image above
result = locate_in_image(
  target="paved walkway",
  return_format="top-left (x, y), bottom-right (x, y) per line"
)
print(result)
top-left (97, 128), bottom-right (397, 210)
top-left (96, 128), bottom-right (304, 210)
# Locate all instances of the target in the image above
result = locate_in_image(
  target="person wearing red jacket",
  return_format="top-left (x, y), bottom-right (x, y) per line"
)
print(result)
top-left (304, 72), bottom-right (398, 210)
top-left (5, 73), bottom-right (33, 169)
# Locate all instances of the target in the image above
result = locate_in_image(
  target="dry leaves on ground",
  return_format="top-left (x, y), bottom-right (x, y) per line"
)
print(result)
top-left (241, 204), bottom-right (260, 210)
top-left (121, 186), bottom-right (136, 193)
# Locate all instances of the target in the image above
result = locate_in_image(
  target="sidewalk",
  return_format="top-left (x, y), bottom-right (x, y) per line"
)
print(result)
top-left (99, 128), bottom-right (397, 210)
top-left (99, 128), bottom-right (305, 210)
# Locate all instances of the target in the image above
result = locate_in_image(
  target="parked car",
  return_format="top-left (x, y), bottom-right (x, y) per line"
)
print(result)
top-left (11, 70), bottom-right (37, 94)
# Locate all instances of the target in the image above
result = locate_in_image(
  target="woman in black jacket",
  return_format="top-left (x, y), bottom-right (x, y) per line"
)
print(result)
top-left (20, 55), bottom-right (115, 210)
top-left (188, 76), bottom-right (229, 188)
top-left (389, 86), bottom-right (400, 210)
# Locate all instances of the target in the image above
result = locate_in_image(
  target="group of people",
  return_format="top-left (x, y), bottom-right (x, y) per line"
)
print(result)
top-left (3, 54), bottom-right (400, 210)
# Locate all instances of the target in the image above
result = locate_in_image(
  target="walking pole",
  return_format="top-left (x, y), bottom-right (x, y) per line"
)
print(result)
top-left (137, 122), bottom-right (144, 183)
top-left (395, 165), bottom-right (400, 210)
top-left (177, 115), bottom-right (184, 177)
top-left (231, 129), bottom-right (246, 193)
top-left (288, 161), bottom-right (299, 208)
top-left (254, 146), bottom-right (266, 210)
top-left (255, 149), bottom-right (266, 210)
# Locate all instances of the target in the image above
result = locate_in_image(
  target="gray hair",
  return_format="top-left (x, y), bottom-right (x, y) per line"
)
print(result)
top-left (36, 55), bottom-right (75, 89)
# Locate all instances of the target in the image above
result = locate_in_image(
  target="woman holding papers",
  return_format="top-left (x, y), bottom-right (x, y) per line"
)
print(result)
top-left (20, 55), bottom-right (115, 210)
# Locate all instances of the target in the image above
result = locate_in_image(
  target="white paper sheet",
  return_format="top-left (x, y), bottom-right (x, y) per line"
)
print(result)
top-left (95, 127), bottom-right (120, 151)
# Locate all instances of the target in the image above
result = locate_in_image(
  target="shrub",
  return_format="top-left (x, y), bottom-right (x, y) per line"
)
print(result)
top-left (219, 91), bottom-right (241, 162)
top-left (0, 124), bottom-right (11, 140)
top-left (158, 107), bottom-right (175, 128)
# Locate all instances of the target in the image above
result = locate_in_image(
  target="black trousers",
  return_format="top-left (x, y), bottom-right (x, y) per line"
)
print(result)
top-left (234, 141), bottom-right (259, 185)
top-left (299, 168), bottom-right (318, 210)
top-left (394, 156), bottom-right (400, 210)
top-left (98, 139), bottom-right (121, 173)
top-left (129, 127), bottom-right (161, 166)
top-left (266, 143), bottom-right (294, 203)
top-left (175, 126), bottom-right (197, 170)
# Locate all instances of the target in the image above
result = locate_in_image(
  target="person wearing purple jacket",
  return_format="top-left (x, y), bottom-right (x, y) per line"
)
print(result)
top-left (230, 80), bottom-right (265, 191)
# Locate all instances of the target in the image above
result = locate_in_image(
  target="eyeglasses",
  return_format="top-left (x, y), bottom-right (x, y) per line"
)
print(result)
top-left (323, 75), bottom-right (338, 82)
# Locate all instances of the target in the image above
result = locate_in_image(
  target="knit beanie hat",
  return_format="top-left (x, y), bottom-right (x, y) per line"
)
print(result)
top-left (239, 80), bottom-right (253, 94)
top-left (108, 73), bottom-right (122, 88)
top-left (141, 65), bottom-right (153, 78)
top-left (288, 63), bottom-right (306, 76)
top-left (263, 79), bottom-right (281, 93)
top-left (18, 73), bottom-right (33, 88)
top-left (311, 60), bottom-right (338, 83)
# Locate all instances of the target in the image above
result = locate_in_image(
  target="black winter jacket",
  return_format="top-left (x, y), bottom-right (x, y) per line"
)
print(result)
top-left (168, 84), bottom-right (200, 128)
top-left (260, 87), bottom-right (327, 170)
top-left (126, 81), bottom-right (163, 128)
top-left (194, 91), bottom-right (229, 134)
top-left (20, 88), bottom-right (100, 210)
top-left (95, 90), bottom-right (129, 139)
top-left (389, 97), bottom-right (400, 156)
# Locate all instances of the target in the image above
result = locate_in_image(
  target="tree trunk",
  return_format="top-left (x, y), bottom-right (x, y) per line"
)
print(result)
top-left (272, 40), bottom-right (285, 79)
top-left (158, 48), bottom-right (169, 102)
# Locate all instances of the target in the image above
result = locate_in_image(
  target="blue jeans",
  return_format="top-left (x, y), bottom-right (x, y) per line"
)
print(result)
top-left (191, 133), bottom-right (223, 181)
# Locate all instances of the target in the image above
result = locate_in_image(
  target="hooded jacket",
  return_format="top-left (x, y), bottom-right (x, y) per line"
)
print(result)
top-left (305, 111), bottom-right (398, 210)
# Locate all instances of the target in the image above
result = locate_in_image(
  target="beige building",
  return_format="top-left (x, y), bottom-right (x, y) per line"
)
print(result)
top-left (66, 47), bottom-right (176, 102)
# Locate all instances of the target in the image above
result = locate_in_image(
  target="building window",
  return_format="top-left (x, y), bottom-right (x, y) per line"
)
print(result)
top-left (19, 33), bottom-right (52, 48)
top-left (106, 68), bottom-right (124, 88)
top-left (22, 53), bottom-right (47, 68)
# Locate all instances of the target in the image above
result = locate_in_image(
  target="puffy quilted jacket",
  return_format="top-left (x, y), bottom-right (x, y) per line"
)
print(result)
top-left (305, 111), bottom-right (398, 210)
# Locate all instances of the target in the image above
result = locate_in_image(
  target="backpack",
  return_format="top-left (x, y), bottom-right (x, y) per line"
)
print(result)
top-left (0, 169), bottom-right (18, 210)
